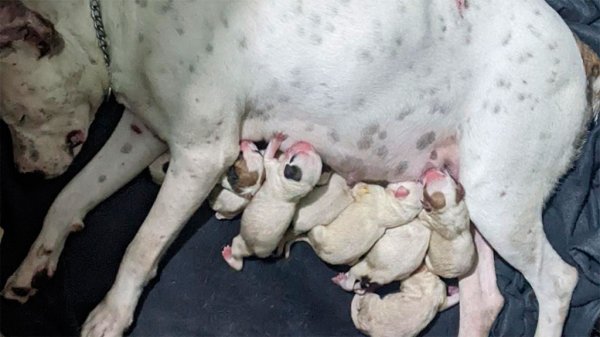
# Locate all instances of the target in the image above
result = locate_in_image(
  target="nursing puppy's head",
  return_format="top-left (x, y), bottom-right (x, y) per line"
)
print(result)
top-left (1, 0), bottom-right (107, 177)
top-left (278, 141), bottom-right (322, 197)
top-left (222, 140), bottom-right (265, 198)
top-left (421, 168), bottom-right (465, 213)
top-left (385, 181), bottom-right (423, 221)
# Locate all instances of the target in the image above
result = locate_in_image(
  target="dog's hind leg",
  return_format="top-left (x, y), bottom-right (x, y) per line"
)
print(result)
top-left (2, 110), bottom-right (166, 303)
top-left (458, 77), bottom-right (585, 336)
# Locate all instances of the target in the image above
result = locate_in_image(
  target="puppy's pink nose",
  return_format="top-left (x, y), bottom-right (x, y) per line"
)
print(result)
top-left (422, 168), bottom-right (446, 185)
top-left (286, 141), bottom-right (315, 155)
top-left (394, 186), bottom-right (410, 198)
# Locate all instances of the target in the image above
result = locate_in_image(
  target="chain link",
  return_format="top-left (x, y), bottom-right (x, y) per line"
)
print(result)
top-left (89, 0), bottom-right (112, 99)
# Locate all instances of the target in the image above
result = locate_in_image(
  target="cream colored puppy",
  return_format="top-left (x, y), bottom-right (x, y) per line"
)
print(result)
top-left (351, 266), bottom-right (458, 337)
top-left (209, 140), bottom-right (265, 220)
top-left (333, 218), bottom-right (430, 293)
top-left (301, 181), bottom-right (423, 266)
top-left (419, 168), bottom-right (476, 279)
top-left (222, 133), bottom-right (322, 270)
top-left (277, 173), bottom-right (353, 257)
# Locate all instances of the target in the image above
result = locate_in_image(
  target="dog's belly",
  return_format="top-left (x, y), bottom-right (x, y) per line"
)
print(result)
top-left (241, 106), bottom-right (459, 183)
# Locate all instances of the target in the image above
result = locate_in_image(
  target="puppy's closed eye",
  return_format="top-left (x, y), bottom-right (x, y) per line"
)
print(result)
top-left (284, 164), bottom-right (302, 182)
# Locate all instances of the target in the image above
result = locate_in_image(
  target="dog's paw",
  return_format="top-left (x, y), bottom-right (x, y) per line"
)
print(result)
top-left (81, 300), bottom-right (132, 337)
top-left (2, 241), bottom-right (62, 303)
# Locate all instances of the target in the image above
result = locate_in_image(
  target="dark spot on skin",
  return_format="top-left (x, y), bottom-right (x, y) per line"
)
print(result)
top-left (220, 15), bottom-right (229, 28)
top-left (98, 175), bottom-right (106, 183)
top-left (325, 23), bottom-right (335, 32)
top-left (500, 191), bottom-right (506, 197)
top-left (534, 9), bottom-right (541, 16)
top-left (548, 42), bottom-right (558, 50)
top-left (539, 132), bottom-right (551, 140)
top-left (90, 58), bottom-right (98, 65)
top-left (357, 136), bottom-right (373, 150)
top-left (195, 98), bottom-right (200, 103)
top-left (310, 13), bottom-right (322, 26)
top-left (328, 129), bottom-right (340, 143)
top-left (441, 25), bottom-right (447, 32)
top-left (378, 131), bottom-right (387, 140)
top-left (502, 32), bottom-right (512, 46)
top-left (527, 25), bottom-right (542, 39)
top-left (493, 105), bottom-right (501, 114)
top-left (353, 97), bottom-right (366, 109)
top-left (30, 149), bottom-right (39, 162)
top-left (291, 81), bottom-right (302, 88)
top-left (138, 33), bottom-right (144, 43)
top-left (518, 93), bottom-right (526, 101)
top-left (310, 34), bottom-right (323, 45)
top-left (176, 28), bottom-right (184, 36)
top-left (375, 146), bottom-right (388, 158)
top-left (205, 43), bottom-right (214, 53)
top-left (395, 161), bottom-right (409, 176)
top-left (278, 95), bottom-right (291, 103)
top-left (189, 64), bottom-right (195, 73)
top-left (120, 143), bottom-right (132, 154)
top-left (239, 37), bottom-right (247, 49)
top-left (416, 131), bottom-right (436, 150)
top-left (396, 107), bottom-right (414, 121)
top-left (547, 71), bottom-right (557, 83)
top-left (305, 124), bottom-right (315, 132)
top-left (430, 150), bottom-right (438, 160)
top-left (134, 0), bottom-right (148, 8)
top-left (395, 37), bottom-right (403, 46)
top-left (496, 79), bottom-right (511, 89)
top-left (362, 123), bottom-right (379, 136)
top-left (358, 50), bottom-right (374, 63)
top-left (429, 103), bottom-right (446, 114)
top-left (160, 0), bottom-right (174, 13)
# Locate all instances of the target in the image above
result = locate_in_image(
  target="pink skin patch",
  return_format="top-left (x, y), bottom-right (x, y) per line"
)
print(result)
top-left (285, 141), bottom-right (315, 158)
top-left (66, 130), bottom-right (85, 149)
top-left (331, 272), bottom-right (347, 285)
top-left (448, 285), bottom-right (459, 296)
top-left (221, 245), bottom-right (233, 261)
top-left (421, 168), bottom-right (446, 185)
top-left (240, 140), bottom-right (257, 153)
top-left (394, 186), bottom-right (410, 198)
top-left (456, 0), bottom-right (466, 16)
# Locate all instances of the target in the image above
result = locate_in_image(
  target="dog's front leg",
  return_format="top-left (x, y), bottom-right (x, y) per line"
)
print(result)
top-left (2, 110), bottom-right (166, 303)
top-left (81, 116), bottom-right (239, 337)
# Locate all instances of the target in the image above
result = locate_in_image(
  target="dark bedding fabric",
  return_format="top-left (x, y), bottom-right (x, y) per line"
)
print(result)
top-left (1, 2), bottom-right (600, 336)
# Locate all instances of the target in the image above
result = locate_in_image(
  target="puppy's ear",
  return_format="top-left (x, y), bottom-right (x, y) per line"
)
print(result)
top-left (455, 182), bottom-right (465, 204)
top-left (423, 189), bottom-right (446, 210)
top-left (0, 0), bottom-right (64, 58)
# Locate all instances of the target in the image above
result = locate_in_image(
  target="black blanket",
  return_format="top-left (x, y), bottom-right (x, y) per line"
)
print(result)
top-left (1, 1), bottom-right (599, 336)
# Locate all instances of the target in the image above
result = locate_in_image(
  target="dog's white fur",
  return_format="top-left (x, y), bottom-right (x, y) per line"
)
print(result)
top-left (301, 182), bottom-right (422, 265)
top-left (334, 218), bottom-right (431, 293)
top-left (223, 135), bottom-right (322, 270)
top-left (419, 169), bottom-right (476, 278)
top-left (1, 1), bottom-right (592, 336)
top-left (350, 266), bottom-right (457, 337)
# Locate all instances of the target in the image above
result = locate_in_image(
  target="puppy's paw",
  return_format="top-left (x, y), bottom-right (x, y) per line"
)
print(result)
top-left (222, 245), bottom-right (243, 271)
top-left (81, 299), bottom-right (132, 337)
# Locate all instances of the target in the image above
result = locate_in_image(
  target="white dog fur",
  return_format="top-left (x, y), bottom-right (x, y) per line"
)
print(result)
top-left (222, 134), bottom-right (322, 270)
top-left (2, 1), bottom-right (595, 336)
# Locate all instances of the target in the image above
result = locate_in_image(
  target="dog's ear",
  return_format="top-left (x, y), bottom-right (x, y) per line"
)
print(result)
top-left (455, 182), bottom-right (465, 204)
top-left (0, 0), bottom-right (64, 58)
top-left (423, 189), bottom-right (446, 210)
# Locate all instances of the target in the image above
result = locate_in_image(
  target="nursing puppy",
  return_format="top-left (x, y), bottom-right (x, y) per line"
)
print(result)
top-left (209, 140), bottom-right (265, 220)
top-left (222, 133), bottom-right (322, 270)
top-left (333, 218), bottom-right (430, 293)
top-left (278, 173), bottom-right (353, 257)
top-left (351, 266), bottom-right (458, 337)
top-left (302, 181), bottom-right (422, 266)
top-left (419, 168), bottom-right (475, 279)
top-left (148, 141), bottom-right (265, 220)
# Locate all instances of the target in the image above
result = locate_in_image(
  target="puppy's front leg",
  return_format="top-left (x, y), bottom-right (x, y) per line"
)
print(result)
top-left (2, 110), bottom-right (166, 303)
top-left (81, 121), bottom-right (239, 337)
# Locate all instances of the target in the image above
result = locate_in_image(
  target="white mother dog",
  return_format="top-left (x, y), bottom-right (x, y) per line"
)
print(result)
top-left (0, 1), bottom-right (595, 337)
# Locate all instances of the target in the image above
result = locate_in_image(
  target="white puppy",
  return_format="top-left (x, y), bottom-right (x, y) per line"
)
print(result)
top-left (351, 266), bottom-right (458, 337)
top-left (222, 133), bottom-right (322, 270)
top-left (419, 168), bottom-right (475, 279)
top-left (209, 141), bottom-right (265, 220)
top-left (333, 218), bottom-right (430, 293)
top-left (301, 181), bottom-right (422, 266)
